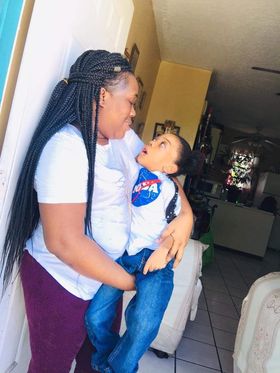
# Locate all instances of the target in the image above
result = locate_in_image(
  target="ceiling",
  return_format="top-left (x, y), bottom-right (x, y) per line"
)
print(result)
top-left (152, 0), bottom-right (280, 139)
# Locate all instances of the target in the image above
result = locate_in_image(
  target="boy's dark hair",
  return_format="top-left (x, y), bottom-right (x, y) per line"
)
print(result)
top-left (169, 135), bottom-right (204, 177)
top-left (1, 50), bottom-right (132, 290)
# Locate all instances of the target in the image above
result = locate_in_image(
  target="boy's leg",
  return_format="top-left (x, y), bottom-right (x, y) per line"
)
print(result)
top-left (84, 252), bottom-right (144, 372)
top-left (20, 251), bottom-right (91, 373)
top-left (75, 299), bottom-right (123, 373)
top-left (108, 257), bottom-right (174, 373)
top-left (85, 284), bottom-right (123, 371)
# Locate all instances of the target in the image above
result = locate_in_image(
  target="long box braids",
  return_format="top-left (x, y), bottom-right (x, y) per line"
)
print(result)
top-left (1, 50), bottom-right (132, 290)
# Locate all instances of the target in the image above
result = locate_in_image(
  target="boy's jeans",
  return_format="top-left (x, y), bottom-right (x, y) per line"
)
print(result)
top-left (85, 248), bottom-right (174, 373)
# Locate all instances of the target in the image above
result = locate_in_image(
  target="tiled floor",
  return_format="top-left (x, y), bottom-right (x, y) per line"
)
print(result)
top-left (139, 246), bottom-right (280, 373)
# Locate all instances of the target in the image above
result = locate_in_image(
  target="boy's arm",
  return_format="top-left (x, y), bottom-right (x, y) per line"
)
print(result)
top-left (158, 177), bottom-right (194, 268)
top-left (143, 236), bottom-right (173, 274)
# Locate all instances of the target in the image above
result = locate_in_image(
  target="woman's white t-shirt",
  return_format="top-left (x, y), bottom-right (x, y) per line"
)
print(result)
top-left (26, 124), bottom-right (143, 300)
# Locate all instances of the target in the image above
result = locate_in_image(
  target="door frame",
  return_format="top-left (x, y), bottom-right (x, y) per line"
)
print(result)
top-left (0, 1), bottom-right (134, 371)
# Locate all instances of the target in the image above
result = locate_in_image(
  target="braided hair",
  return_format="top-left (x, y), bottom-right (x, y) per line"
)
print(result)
top-left (169, 135), bottom-right (204, 177)
top-left (1, 50), bottom-right (132, 289)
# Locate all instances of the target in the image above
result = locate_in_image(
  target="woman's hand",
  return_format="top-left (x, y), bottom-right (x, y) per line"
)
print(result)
top-left (159, 178), bottom-right (194, 268)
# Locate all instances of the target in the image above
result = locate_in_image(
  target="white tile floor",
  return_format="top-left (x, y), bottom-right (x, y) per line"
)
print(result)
top-left (138, 246), bottom-right (280, 373)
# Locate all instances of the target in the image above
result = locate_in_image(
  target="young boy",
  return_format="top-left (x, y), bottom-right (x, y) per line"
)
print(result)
top-left (85, 133), bottom-right (201, 373)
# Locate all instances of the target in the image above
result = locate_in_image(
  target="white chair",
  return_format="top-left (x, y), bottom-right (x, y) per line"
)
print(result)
top-left (233, 272), bottom-right (280, 373)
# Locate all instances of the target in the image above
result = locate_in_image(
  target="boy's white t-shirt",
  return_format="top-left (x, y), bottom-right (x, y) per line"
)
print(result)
top-left (26, 124), bottom-right (143, 300)
top-left (127, 167), bottom-right (181, 256)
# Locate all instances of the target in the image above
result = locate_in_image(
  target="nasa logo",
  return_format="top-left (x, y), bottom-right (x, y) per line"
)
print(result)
top-left (132, 168), bottom-right (161, 206)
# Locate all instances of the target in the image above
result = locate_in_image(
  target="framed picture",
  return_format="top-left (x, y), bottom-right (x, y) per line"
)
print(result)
top-left (153, 123), bottom-right (165, 138)
top-left (139, 91), bottom-right (146, 110)
top-left (134, 122), bottom-right (145, 139)
top-left (153, 121), bottom-right (180, 139)
top-left (124, 48), bottom-right (130, 60)
top-left (136, 77), bottom-right (143, 110)
top-left (171, 125), bottom-right (180, 135)
top-left (129, 43), bottom-right (140, 72)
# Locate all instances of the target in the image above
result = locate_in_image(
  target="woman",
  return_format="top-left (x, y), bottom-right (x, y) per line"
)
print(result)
top-left (1, 50), bottom-right (193, 372)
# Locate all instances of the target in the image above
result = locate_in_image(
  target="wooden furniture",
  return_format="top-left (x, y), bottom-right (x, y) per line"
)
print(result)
top-left (208, 198), bottom-right (275, 257)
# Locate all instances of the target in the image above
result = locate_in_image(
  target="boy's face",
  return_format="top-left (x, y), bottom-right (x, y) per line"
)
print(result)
top-left (137, 133), bottom-right (181, 174)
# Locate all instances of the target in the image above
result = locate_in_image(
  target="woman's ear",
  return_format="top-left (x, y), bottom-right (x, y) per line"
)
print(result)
top-left (163, 163), bottom-right (178, 175)
top-left (99, 87), bottom-right (107, 107)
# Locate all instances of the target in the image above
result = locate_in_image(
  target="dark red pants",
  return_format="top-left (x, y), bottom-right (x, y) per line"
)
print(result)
top-left (20, 251), bottom-right (122, 373)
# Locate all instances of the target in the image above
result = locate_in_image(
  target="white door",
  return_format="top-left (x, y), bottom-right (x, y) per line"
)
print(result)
top-left (0, 0), bottom-right (134, 371)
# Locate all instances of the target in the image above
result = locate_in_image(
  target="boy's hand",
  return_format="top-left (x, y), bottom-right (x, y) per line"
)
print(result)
top-left (143, 248), bottom-right (169, 275)
top-left (159, 211), bottom-right (192, 268)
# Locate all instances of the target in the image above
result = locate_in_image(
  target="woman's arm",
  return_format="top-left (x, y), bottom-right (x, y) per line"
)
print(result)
top-left (39, 203), bottom-right (135, 291)
top-left (159, 177), bottom-right (194, 268)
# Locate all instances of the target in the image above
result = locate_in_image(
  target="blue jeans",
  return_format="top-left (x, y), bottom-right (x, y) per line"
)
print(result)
top-left (85, 248), bottom-right (174, 373)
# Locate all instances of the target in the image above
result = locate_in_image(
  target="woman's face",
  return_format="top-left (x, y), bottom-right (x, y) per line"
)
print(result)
top-left (97, 74), bottom-right (138, 141)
